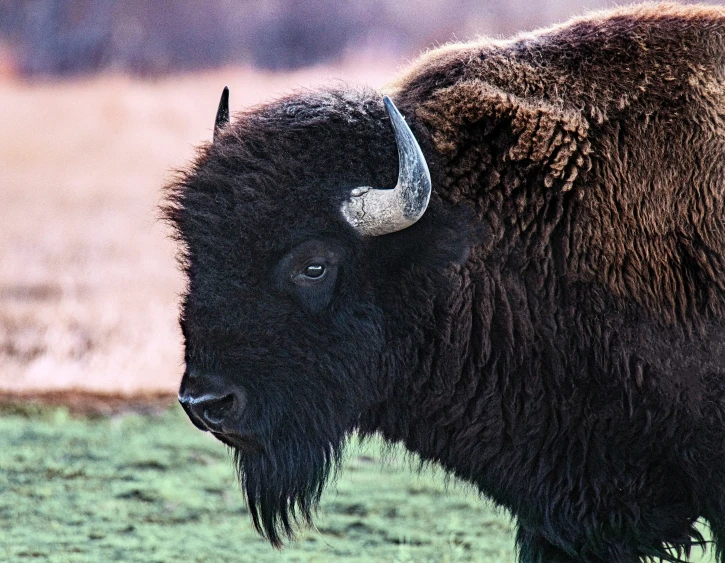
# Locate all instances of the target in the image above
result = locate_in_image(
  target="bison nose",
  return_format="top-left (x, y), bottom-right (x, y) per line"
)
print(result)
top-left (178, 392), bottom-right (239, 433)
top-left (178, 368), bottom-right (246, 432)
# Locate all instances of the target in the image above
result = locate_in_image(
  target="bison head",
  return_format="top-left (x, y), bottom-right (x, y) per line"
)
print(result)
top-left (164, 87), bottom-right (473, 545)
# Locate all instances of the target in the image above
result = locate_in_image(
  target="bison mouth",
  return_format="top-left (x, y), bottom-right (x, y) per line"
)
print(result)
top-left (178, 391), bottom-right (262, 452)
top-left (177, 371), bottom-right (360, 546)
top-left (211, 430), bottom-right (263, 453)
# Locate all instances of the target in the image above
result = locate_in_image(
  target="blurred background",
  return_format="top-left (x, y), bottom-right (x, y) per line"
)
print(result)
top-left (0, 0), bottom-right (671, 77)
top-left (0, 1), bottom-right (720, 561)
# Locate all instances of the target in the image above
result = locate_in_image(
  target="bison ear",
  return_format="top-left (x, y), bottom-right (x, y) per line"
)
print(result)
top-left (213, 86), bottom-right (230, 142)
top-left (417, 81), bottom-right (591, 192)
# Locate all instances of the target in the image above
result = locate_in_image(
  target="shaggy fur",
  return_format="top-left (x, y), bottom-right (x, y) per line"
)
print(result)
top-left (164, 4), bottom-right (725, 562)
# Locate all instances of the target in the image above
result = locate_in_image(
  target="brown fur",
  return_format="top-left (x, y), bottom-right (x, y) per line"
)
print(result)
top-left (395, 2), bottom-right (725, 327)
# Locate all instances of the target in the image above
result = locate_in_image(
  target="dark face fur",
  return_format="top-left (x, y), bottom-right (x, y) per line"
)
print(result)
top-left (164, 88), bottom-right (472, 546)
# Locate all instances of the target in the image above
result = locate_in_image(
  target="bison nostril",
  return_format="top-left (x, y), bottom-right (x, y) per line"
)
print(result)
top-left (179, 392), bottom-right (240, 432)
top-left (201, 393), bottom-right (236, 426)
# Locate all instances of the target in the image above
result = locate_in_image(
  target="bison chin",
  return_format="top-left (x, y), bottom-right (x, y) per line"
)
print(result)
top-left (232, 425), bottom-right (347, 547)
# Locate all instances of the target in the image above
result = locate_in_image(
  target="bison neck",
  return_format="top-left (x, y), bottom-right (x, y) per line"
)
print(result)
top-left (359, 242), bottom-right (575, 512)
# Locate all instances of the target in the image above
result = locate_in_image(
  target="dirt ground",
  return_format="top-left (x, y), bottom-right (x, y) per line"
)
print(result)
top-left (0, 62), bottom-right (397, 407)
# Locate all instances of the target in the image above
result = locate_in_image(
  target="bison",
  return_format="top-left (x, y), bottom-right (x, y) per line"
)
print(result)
top-left (164, 3), bottom-right (725, 562)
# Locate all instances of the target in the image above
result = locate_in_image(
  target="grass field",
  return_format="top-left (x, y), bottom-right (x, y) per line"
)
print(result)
top-left (1, 405), bottom-right (719, 563)
top-left (1, 404), bottom-right (520, 563)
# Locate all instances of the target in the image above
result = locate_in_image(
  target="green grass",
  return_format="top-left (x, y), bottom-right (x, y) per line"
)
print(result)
top-left (0, 405), bottom-right (715, 562)
top-left (0, 404), bottom-right (515, 562)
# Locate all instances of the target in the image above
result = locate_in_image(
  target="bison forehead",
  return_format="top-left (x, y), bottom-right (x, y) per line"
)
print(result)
top-left (212, 87), bottom-right (400, 194)
top-left (165, 88), bottom-right (404, 271)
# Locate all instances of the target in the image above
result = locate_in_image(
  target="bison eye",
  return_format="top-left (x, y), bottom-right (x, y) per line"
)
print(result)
top-left (302, 263), bottom-right (326, 279)
top-left (278, 241), bottom-right (342, 309)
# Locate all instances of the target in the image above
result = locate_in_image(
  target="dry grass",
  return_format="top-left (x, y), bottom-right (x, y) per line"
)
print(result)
top-left (0, 62), bottom-right (398, 398)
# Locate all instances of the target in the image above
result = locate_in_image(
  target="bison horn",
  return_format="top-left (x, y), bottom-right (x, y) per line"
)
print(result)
top-left (213, 86), bottom-right (230, 142)
top-left (341, 96), bottom-right (431, 236)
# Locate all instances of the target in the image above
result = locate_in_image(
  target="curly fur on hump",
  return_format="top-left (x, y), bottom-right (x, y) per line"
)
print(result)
top-left (166, 4), bottom-right (725, 562)
top-left (395, 2), bottom-right (725, 327)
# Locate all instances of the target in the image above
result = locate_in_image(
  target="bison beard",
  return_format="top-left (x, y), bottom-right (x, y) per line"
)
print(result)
top-left (233, 431), bottom-right (343, 547)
